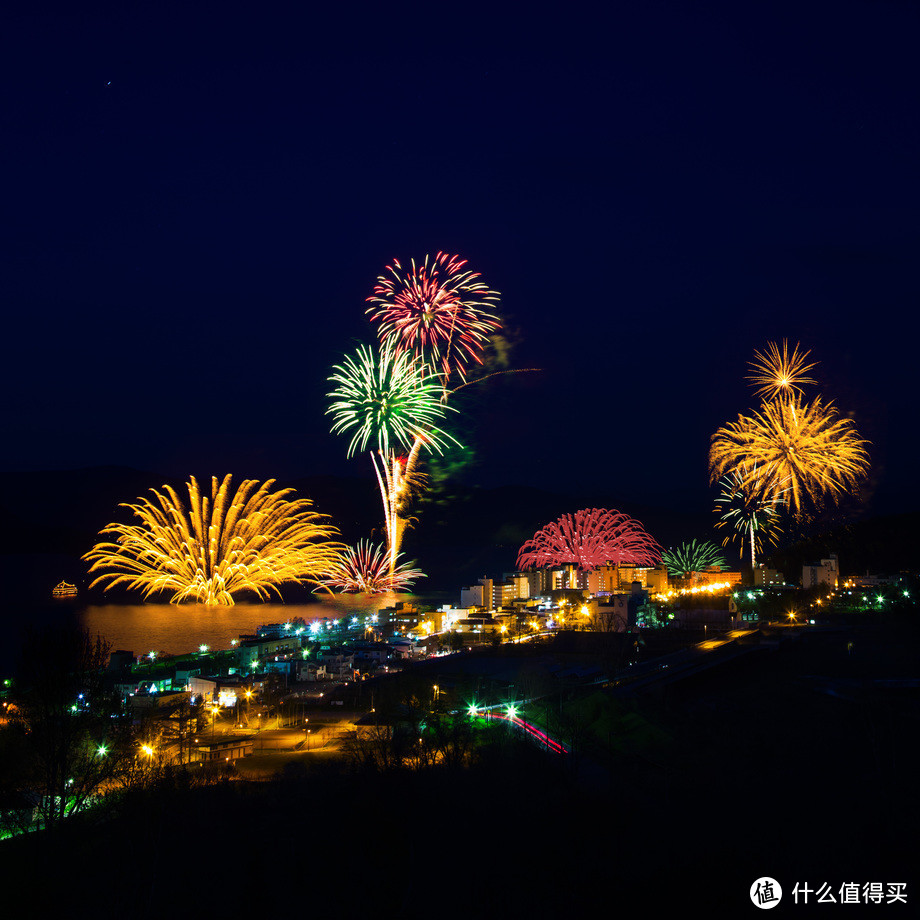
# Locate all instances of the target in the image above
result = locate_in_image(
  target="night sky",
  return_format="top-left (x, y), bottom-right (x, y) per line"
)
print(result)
top-left (4, 2), bottom-right (918, 518)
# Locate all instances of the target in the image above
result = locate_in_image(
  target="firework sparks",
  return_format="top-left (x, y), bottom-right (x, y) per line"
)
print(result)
top-left (746, 340), bottom-right (818, 400)
top-left (327, 342), bottom-right (460, 458)
top-left (83, 475), bottom-right (344, 605)
top-left (714, 470), bottom-right (784, 567)
top-left (371, 449), bottom-right (423, 575)
top-left (517, 508), bottom-right (661, 571)
top-left (319, 540), bottom-right (424, 594)
top-left (366, 252), bottom-right (501, 380)
top-left (661, 540), bottom-right (727, 578)
top-left (709, 396), bottom-right (870, 514)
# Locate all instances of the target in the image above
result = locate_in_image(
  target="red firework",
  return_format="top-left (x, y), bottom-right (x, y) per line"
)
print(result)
top-left (365, 252), bottom-right (501, 380)
top-left (319, 541), bottom-right (424, 594)
top-left (516, 508), bottom-right (661, 571)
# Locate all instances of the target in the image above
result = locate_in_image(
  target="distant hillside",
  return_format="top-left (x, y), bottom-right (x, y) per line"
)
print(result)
top-left (766, 512), bottom-right (920, 577)
top-left (0, 467), bottom-right (711, 590)
top-left (2, 466), bottom-right (913, 592)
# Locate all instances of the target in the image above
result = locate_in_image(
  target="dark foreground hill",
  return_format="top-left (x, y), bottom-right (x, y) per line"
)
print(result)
top-left (2, 611), bottom-right (917, 918)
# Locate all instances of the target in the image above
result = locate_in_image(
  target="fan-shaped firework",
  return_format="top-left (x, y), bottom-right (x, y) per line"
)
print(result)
top-left (709, 396), bottom-right (870, 514)
top-left (366, 252), bottom-right (501, 380)
top-left (746, 340), bottom-right (818, 400)
top-left (83, 476), bottom-right (344, 605)
top-left (319, 540), bottom-right (424, 594)
top-left (661, 540), bottom-right (727, 578)
top-left (517, 508), bottom-right (661, 572)
top-left (327, 342), bottom-right (460, 458)
top-left (714, 470), bottom-right (784, 567)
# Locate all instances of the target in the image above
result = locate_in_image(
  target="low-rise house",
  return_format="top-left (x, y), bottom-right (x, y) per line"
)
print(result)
top-left (191, 735), bottom-right (253, 763)
top-left (296, 660), bottom-right (327, 682)
top-left (317, 647), bottom-right (355, 679)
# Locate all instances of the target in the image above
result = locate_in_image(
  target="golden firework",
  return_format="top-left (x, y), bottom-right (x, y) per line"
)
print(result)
top-left (746, 340), bottom-right (818, 400)
top-left (84, 475), bottom-right (344, 605)
top-left (709, 396), bottom-right (870, 514)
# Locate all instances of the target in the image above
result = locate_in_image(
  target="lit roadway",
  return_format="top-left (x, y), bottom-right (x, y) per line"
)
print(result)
top-left (606, 629), bottom-right (765, 695)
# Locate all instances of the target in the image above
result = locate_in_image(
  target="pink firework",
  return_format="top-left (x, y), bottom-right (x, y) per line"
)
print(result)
top-left (517, 508), bottom-right (661, 571)
top-left (365, 252), bottom-right (501, 380)
top-left (319, 541), bottom-right (425, 594)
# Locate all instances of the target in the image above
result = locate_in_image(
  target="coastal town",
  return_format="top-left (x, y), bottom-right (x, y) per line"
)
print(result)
top-left (7, 554), bottom-right (902, 783)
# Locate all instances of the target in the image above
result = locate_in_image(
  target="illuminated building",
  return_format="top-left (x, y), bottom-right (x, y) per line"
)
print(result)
top-left (460, 577), bottom-right (493, 611)
top-left (645, 565), bottom-right (670, 594)
top-left (754, 565), bottom-right (784, 587)
top-left (237, 636), bottom-right (303, 671)
top-left (695, 568), bottom-right (742, 587)
top-left (802, 554), bottom-right (838, 589)
top-left (379, 601), bottom-right (423, 634)
top-left (192, 736), bottom-right (254, 763)
top-left (587, 564), bottom-right (618, 594)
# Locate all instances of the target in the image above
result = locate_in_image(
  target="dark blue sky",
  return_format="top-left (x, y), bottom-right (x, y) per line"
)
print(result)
top-left (3, 1), bottom-right (918, 517)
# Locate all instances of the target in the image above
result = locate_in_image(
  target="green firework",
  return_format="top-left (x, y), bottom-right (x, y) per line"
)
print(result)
top-left (661, 540), bottom-right (727, 577)
top-left (326, 342), bottom-right (461, 458)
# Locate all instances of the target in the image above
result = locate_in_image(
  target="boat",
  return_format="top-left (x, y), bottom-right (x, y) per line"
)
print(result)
top-left (52, 581), bottom-right (78, 598)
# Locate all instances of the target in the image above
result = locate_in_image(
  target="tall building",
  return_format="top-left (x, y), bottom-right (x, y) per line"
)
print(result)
top-left (509, 573), bottom-right (530, 600)
top-left (460, 585), bottom-right (487, 609)
top-left (754, 565), bottom-right (784, 586)
top-left (587, 564), bottom-right (618, 594)
top-left (803, 554), bottom-right (838, 589)
top-left (460, 576), bottom-right (494, 611)
top-left (645, 565), bottom-right (669, 594)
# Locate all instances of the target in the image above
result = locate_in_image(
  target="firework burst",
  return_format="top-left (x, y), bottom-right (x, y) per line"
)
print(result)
top-left (366, 252), bottom-right (501, 380)
top-left (746, 340), bottom-right (818, 400)
top-left (319, 540), bottom-right (424, 594)
top-left (84, 476), bottom-right (344, 605)
top-left (661, 540), bottom-right (727, 578)
top-left (327, 342), bottom-right (460, 458)
top-left (709, 396), bottom-right (870, 514)
top-left (714, 470), bottom-right (784, 567)
top-left (517, 508), bottom-right (661, 572)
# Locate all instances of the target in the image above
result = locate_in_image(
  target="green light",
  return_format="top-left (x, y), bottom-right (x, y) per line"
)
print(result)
top-left (506, 705), bottom-right (517, 719)
top-left (468, 704), bottom-right (478, 717)
top-left (97, 744), bottom-right (108, 757)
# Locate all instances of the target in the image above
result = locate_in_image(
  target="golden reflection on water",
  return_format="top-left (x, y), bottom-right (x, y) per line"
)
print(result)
top-left (79, 593), bottom-right (403, 656)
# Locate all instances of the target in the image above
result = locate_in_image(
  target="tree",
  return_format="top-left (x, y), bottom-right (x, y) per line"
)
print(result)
top-left (4, 625), bottom-right (133, 833)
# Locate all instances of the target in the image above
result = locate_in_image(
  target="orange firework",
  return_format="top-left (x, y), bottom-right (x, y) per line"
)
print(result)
top-left (746, 340), bottom-right (818, 400)
top-left (709, 396), bottom-right (870, 514)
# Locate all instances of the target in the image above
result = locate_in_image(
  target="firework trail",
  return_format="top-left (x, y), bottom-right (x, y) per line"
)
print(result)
top-left (714, 470), bottom-right (784, 567)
